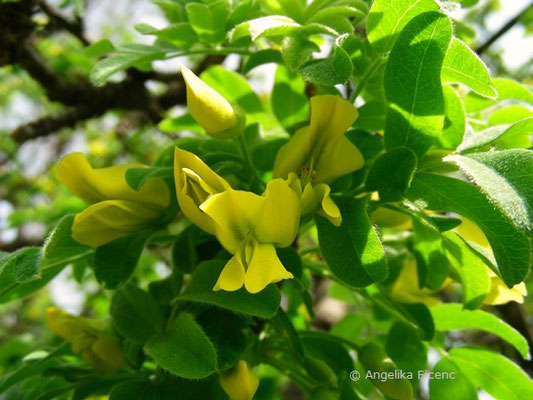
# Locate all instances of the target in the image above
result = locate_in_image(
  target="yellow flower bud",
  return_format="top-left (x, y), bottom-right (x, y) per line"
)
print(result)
top-left (55, 153), bottom-right (170, 247)
top-left (181, 66), bottom-right (245, 139)
top-left (45, 307), bottom-right (124, 374)
top-left (219, 360), bottom-right (259, 400)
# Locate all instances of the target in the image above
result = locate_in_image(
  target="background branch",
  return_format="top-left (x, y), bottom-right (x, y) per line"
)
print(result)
top-left (476, 1), bottom-right (533, 55)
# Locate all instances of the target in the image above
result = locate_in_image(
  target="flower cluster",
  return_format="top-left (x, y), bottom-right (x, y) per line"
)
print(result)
top-left (45, 307), bottom-right (124, 374)
top-left (55, 67), bottom-right (364, 296)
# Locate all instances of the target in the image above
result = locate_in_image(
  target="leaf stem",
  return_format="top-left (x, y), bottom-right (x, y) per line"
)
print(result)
top-left (349, 56), bottom-right (386, 103)
top-left (236, 133), bottom-right (265, 192)
top-left (165, 47), bottom-right (252, 60)
top-left (263, 355), bottom-right (315, 392)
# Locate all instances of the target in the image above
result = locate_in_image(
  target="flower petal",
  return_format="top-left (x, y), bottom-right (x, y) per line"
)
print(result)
top-left (219, 360), bottom-right (259, 400)
top-left (90, 336), bottom-right (125, 373)
top-left (213, 254), bottom-right (246, 292)
top-left (253, 179), bottom-right (300, 247)
top-left (314, 184), bottom-right (341, 226)
top-left (72, 200), bottom-right (159, 247)
top-left (309, 95), bottom-right (358, 148)
top-left (273, 126), bottom-right (314, 179)
top-left (484, 275), bottom-right (527, 305)
top-left (174, 147), bottom-right (231, 234)
top-left (273, 95), bottom-right (360, 183)
top-left (45, 307), bottom-right (85, 340)
top-left (200, 189), bottom-right (262, 253)
top-left (315, 136), bottom-right (364, 183)
top-left (55, 152), bottom-right (169, 210)
top-left (244, 242), bottom-right (293, 294)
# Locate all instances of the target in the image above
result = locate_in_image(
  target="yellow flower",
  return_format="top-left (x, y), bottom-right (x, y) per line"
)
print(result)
top-left (390, 258), bottom-right (445, 307)
top-left (55, 152), bottom-right (170, 247)
top-left (485, 270), bottom-right (527, 305)
top-left (218, 360), bottom-right (259, 400)
top-left (370, 206), bottom-right (412, 230)
top-left (45, 307), bottom-right (124, 374)
top-left (454, 217), bottom-right (490, 249)
top-left (454, 217), bottom-right (527, 305)
top-left (174, 147), bottom-right (231, 234)
top-left (200, 179), bottom-right (300, 293)
top-left (181, 66), bottom-right (245, 139)
top-left (287, 172), bottom-right (341, 226)
top-left (273, 95), bottom-right (364, 184)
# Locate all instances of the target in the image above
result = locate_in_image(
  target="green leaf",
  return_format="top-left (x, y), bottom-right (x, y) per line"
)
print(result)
top-left (489, 104), bottom-right (533, 125)
top-left (200, 66), bottom-right (264, 124)
top-left (384, 12), bottom-right (453, 156)
top-left (449, 347), bottom-right (533, 400)
top-left (429, 357), bottom-right (477, 400)
top-left (0, 216), bottom-right (93, 303)
top-left (242, 49), bottom-right (283, 74)
top-left (152, 0), bottom-right (187, 23)
top-left (229, 15), bottom-right (300, 42)
top-left (0, 248), bottom-right (40, 303)
top-left (464, 77), bottom-right (533, 113)
top-left (109, 376), bottom-right (226, 400)
top-left (125, 167), bottom-right (173, 191)
top-left (158, 113), bottom-right (202, 134)
top-left (180, 260), bottom-right (281, 318)
top-left (252, 138), bottom-right (288, 171)
top-left (441, 38), bottom-right (496, 98)
top-left (358, 342), bottom-right (413, 400)
top-left (135, 22), bottom-right (197, 49)
top-left (145, 312), bottom-right (217, 379)
top-left (442, 232), bottom-right (490, 309)
top-left (412, 218), bottom-right (449, 290)
top-left (365, 147), bottom-right (418, 201)
top-left (93, 230), bottom-right (151, 289)
top-left (271, 65), bottom-right (309, 128)
top-left (0, 344), bottom-right (66, 395)
top-left (457, 117), bottom-right (533, 153)
top-left (445, 153), bottom-right (531, 232)
top-left (281, 32), bottom-right (320, 71)
top-left (171, 225), bottom-right (201, 274)
top-left (385, 322), bottom-right (427, 380)
top-left (407, 173), bottom-right (531, 287)
top-left (40, 215), bottom-right (92, 267)
top-left (110, 284), bottom-right (164, 344)
top-left (431, 304), bottom-right (529, 359)
top-left (439, 85), bottom-right (466, 149)
top-left (271, 309), bottom-right (305, 363)
top-left (299, 35), bottom-right (353, 85)
top-left (196, 308), bottom-right (247, 370)
top-left (316, 197), bottom-right (388, 287)
top-left (367, 0), bottom-right (440, 53)
top-left (83, 38), bottom-right (114, 57)
top-left (400, 302), bottom-right (435, 340)
top-left (300, 331), bottom-right (354, 373)
top-left (186, 0), bottom-right (229, 42)
top-left (353, 100), bottom-right (386, 131)
top-left (467, 150), bottom-right (533, 225)
top-left (90, 45), bottom-right (165, 85)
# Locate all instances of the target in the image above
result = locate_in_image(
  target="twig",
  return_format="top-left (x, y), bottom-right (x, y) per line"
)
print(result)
top-left (36, 0), bottom-right (90, 46)
top-left (476, 1), bottom-right (533, 55)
